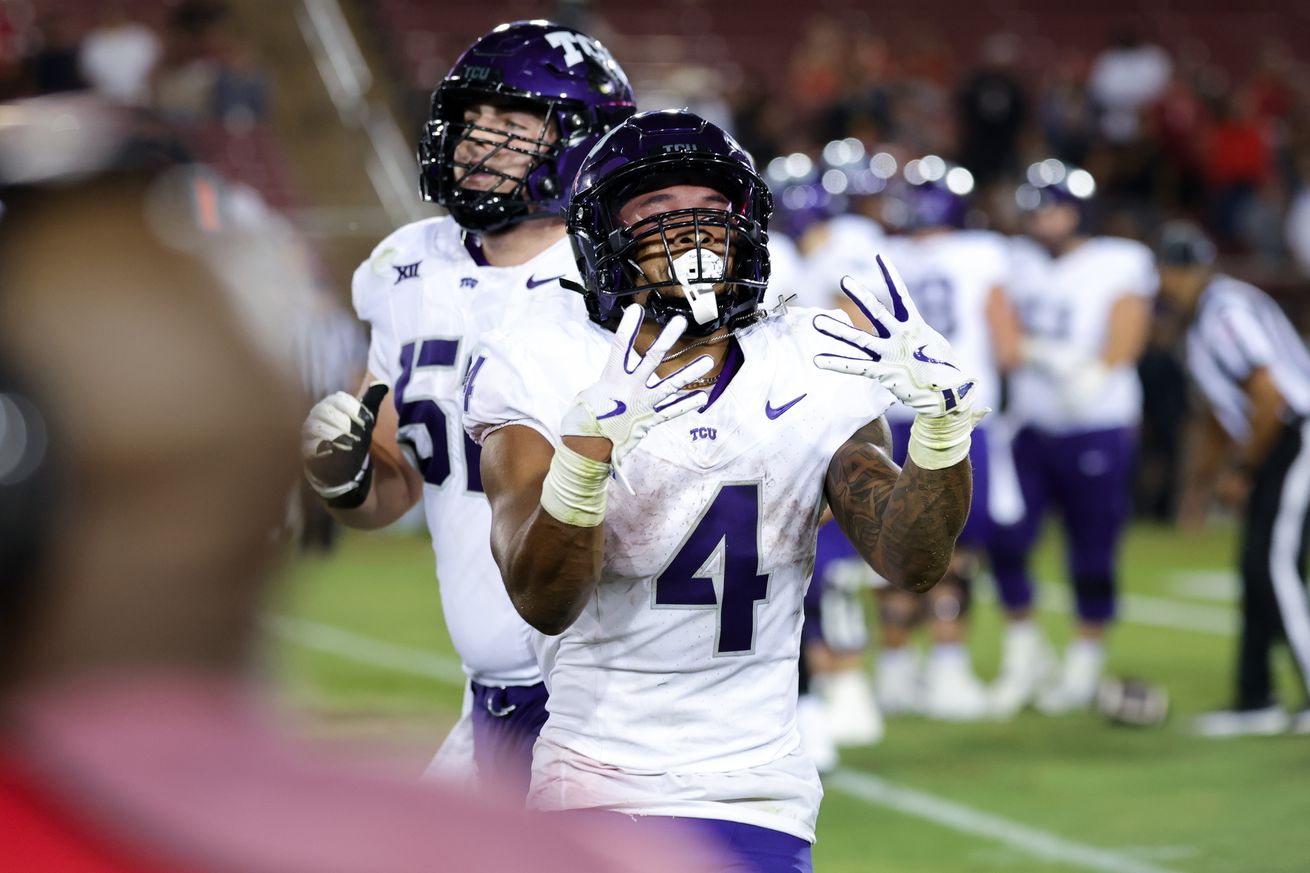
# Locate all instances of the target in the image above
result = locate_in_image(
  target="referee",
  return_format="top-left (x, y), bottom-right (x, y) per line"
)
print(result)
top-left (1158, 221), bottom-right (1310, 737)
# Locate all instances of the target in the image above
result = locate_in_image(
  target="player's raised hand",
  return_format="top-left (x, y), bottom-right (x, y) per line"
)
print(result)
top-left (811, 255), bottom-right (986, 470)
top-left (562, 305), bottom-right (712, 493)
top-left (812, 256), bottom-right (982, 420)
top-left (302, 382), bottom-right (389, 507)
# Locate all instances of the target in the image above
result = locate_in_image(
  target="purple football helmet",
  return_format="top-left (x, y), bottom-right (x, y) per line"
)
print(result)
top-left (894, 156), bottom-right (973, 230)
top-left (566, 110), bottom-right (772, 337)
top-left (1015, 159), bottom-right (1097, 212)
top-left (765, 158), bottom-right (834, 240)
top-left (419, 21), bottom-right (635, 233)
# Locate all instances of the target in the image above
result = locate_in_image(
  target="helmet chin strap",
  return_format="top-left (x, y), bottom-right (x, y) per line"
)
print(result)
top-left (672, 248), bottom-right (723, 326)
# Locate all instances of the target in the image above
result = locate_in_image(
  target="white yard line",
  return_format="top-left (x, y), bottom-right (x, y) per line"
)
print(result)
top-left (267, 616), bottom-right (466, 685)
top-left (827, 769), bottom-right (1186, 873)
top-left (271, 616), bottom-right (1193, 872)
top-left (974, 581), bottom-right (1237, 637)
top-left (1166, 571), bottom-right (1239, 603)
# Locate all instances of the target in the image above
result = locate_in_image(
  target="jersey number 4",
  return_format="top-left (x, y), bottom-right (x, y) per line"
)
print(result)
top-left (654, 483), bottom-right (771, 656)
top-left (395, 339), bottom-right (482, 492)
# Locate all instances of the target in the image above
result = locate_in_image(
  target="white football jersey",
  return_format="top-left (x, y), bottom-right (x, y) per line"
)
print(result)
top-left (353, 216), bottom-right (585, 686)
top-left (801, 214), bottom-right (887, 309)
top-left (876, 230), bottom-right (1008, 423)
top-left (464, 307), bottom-right (893, 841)
top-left (1006, 236), bottom-right (1158, 432)
top-left (762, 234), bottom-right (804, 312)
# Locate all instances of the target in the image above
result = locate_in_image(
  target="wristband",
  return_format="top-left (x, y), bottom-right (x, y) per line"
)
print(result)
top-left (307, 455), bottom-right (373, 508)
top-left (539, 442), bottom-right (611, 527)
top-left (908, 410), bottom-right (974, 471)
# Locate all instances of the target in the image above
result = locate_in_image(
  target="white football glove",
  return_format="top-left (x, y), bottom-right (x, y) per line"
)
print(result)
top-left (301, 382), bottom-right (389, 508)
top-left (812, 256), bottom-right (987, 469)
top-left (562, 305), bottom-right (712, 494)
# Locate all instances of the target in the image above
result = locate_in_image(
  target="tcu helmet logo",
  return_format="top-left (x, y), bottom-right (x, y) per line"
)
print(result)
top-left (545, 30), bottom-right (614, 68)
top-left (690, 427), bottom-right (717, 442)
top-left (659, 144), bottom-right (696, 154)
top-left (461, 64), bottom-right (497, 82)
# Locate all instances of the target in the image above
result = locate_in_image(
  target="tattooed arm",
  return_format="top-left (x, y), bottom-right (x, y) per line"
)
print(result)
top-left (824, 417), bottom-right (972, 593)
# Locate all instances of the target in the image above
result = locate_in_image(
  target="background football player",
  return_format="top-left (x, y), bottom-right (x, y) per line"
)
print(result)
top-left (869, 157), bottom-right (1022, 721)
top-left (464, 110), bottom-right (981, 871)
top-left (299, 21), bottom-right (635, 793)
top-left (987, 161), bottom-right (1158, 717)
top-left (767, 144), bottom-right (893, 756)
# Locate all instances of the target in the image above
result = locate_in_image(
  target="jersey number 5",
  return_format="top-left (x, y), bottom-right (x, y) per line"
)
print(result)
top-left (395, 339), bottom-right (483, 492)
top-left (654, 482), bottom-right (771, 656)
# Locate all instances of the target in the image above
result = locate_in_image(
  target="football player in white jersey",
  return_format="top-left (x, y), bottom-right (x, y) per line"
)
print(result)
top-left (298, 21), bottom-right (635, 793)
top-left (869, 158), bottom-right (1023, 720)
top-left (987, 161), bottom-right (1158, 717)
top-left (463, 110), bottom-right (982, 870)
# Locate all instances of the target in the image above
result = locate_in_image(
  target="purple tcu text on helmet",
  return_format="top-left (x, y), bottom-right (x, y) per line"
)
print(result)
top-left (565, 109), bottom-right (773, 337)
top-left (419, 21), bottom-right (635, 233)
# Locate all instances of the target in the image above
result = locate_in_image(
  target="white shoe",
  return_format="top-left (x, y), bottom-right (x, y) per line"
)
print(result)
top-left (1036, 641), bottom-right (1105, 715)
top-left (1291, 709), bottom-right (1310, 735)
top-left (817, 669), bottom-right (885, 747)
top-left (921, 649), bottom-right (989, 721)
top-left (1193, 705), bottom-right (1290, 738)
top-left (988, 623), bottom-right (1055, 719)
top-left (875, 649), bottom-right (921, 715)
top-left (797, 693), bottom-right (839, 773)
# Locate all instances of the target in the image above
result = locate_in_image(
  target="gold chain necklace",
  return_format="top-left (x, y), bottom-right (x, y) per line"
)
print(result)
top-left (661, 330), bottom-right (734, 362)
top-left (650, 310), bottom-right (767, 392)
top-left (682, 373), bottom-right (720, 391)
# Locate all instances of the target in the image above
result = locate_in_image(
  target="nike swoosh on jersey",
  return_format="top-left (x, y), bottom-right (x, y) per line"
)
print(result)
top-left (526, 274), bottom-right (564, 290)
top-left (596, 400), bottom-right (627, 420)
top-left (912, 344), bottom-right (960, 370)
top-left (764, 394), bottom-right (807, 420)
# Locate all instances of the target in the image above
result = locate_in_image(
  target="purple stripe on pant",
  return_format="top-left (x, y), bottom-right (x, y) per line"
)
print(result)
top-left (889, 420), bottom-right (992, 546)
top-left (557, 812), bottom-right (813, 873)
top-left (986, 425), bottom-right (1137, 623)
top-left (470, 680), bottom-right (548, 797)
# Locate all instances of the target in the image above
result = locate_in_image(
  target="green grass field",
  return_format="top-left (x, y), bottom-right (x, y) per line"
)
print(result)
top-left (267, 523), bottom-right (1310, 873)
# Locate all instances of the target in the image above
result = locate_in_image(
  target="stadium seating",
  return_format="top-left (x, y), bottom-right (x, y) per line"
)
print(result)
top-left (365, 0), bottom-right (1310, 96)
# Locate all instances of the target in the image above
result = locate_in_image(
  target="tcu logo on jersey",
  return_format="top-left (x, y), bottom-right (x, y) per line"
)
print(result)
top-left (690, 426), bottom-right (717, 442)
top-left (460, 277), bottom-right (478, 288)
top-left (545, 30), bottom-right (613, 68)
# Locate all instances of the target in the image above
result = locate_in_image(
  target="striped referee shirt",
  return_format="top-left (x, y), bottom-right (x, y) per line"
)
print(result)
top-left (1186, 273), bottom-right (1310, 442)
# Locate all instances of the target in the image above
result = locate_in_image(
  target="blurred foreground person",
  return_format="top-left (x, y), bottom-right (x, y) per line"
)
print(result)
top-left (0, 105), bottom-right (715, 873)
top-left (1158, 222), bottom-right (1310, 737)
